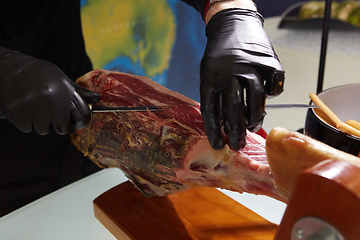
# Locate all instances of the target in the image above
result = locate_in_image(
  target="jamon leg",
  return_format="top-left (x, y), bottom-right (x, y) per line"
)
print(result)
top-left (71, 70), bottom-right (287, 202)
top-left (266, 127), bottom-right (360, 199)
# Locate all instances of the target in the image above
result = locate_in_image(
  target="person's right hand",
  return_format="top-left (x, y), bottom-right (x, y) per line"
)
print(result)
top-left (200, 8), bottom-right (285, 151)
top-left (0, 47), bottom-right (101, 135)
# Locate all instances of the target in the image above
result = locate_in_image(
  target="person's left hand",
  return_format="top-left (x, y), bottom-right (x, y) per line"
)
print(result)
top-left (200, 8), bottom-right (285, 151)
top-left (0, 47), bottom-right (101, 135)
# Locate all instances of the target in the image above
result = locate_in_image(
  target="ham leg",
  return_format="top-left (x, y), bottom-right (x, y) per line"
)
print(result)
top-left (266, 127), bottom-right (360, 199)
top-left (71, 70), bottom-right (287, 202)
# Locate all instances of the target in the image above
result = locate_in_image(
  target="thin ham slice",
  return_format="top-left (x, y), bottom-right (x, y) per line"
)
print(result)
top-left (71, 70), bottom-right (287, 202)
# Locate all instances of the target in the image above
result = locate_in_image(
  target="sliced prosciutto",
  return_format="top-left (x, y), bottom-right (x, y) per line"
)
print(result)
top-left (71, 70), bottom-right (287, 202)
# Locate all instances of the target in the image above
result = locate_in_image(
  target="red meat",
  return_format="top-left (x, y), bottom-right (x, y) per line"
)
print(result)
top-left (71, 70), bottom-right (286, 202)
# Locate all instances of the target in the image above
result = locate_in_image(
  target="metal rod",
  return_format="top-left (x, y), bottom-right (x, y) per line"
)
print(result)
top-left (317, 0), bottom-right (333, 94)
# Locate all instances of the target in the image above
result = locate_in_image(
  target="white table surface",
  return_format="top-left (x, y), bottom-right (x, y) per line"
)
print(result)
top-left (262, 17), bottom-right (360, 133)
top-left (5, 15), bottom-right (359, 239)
top-left (0, 168), bottom-right (286, 240)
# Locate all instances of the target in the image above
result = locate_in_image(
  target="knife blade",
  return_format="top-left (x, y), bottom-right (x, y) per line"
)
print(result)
top-left (0, 105), bottom-right (165, 120)
top-left (264, 104), bottom-right (320, 109)
top-left (90, 103), bottom-right (319, 113)
top-left (0, 104), bottom-right (320, 119)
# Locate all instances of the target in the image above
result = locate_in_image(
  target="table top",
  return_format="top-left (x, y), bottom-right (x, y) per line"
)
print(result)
top-left (0, 168), bottom-right (286, 240)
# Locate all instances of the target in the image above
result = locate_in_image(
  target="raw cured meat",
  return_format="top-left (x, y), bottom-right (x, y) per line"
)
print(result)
top-left (266, 127), bottom-right (360, 199)
top-left (71, 70), bottom-right (287, 202)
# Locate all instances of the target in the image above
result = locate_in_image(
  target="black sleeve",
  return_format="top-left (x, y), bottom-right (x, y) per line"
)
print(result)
top-left (180, 0), bottom-right (208, 16)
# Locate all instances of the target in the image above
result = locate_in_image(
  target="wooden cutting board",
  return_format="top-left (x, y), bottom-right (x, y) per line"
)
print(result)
top-left (93, 181), bottom-right (277, 240)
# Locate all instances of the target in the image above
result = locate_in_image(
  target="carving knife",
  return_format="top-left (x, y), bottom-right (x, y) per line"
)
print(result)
top-left (0, 106), bottom-right (164, 120)
top-left (263, 104), bottom-right (320, 109)
top-left (0, 104), bottom-right (319, 119)
top-left (89, 103), bottom-right (319, 113)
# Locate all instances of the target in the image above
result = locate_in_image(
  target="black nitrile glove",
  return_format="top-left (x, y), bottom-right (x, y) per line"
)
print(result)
top-left (200, 9), bottom-right (285, 150)
top-left (0, 47), bottom-right (101, 135)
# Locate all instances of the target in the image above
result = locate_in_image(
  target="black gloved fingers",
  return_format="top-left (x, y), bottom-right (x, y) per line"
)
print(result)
top-left (74, 84), bottom-right (101, 103)
top-left (200, 83), bottom-right (224, 150)
top-left (9, 109), bottom-right (34, 133)
top-left (59, 83), bottom-right (99, 133)
top-left (33, 102), bottom-right (53, 135)
top-left (240, 69), bottom-right (266, 132)
top-left (70, 91), bottom-right (92, 130)
top-left (222, 77), bottom-right (247, 150)
top-left (51, 107), bottom-right (71, 135)
top-left (0, 47), bottom-right (97, 135)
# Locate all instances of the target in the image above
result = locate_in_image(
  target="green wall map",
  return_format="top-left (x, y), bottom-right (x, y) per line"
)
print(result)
top-left (81, 0), bottom-right (207, 101)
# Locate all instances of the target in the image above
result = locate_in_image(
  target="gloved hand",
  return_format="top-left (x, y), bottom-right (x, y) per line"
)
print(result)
top-left (200, 8), bottom-right (285, 150)
top-left (0, 47), bottom-right (101, 135)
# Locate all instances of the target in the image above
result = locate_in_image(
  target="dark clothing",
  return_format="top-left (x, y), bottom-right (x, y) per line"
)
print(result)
top-left (181, 0), bottom-right (207, 16)
top-left (0, 0), bottom-right (92, 80)
top-left (0, 0), bottom-right (208, 217)
top-left (0, 0), bottom-right (99, 217)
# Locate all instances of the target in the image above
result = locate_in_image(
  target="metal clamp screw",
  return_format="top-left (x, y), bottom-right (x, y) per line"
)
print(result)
top-left (292, 217), bottom-right (344, 240)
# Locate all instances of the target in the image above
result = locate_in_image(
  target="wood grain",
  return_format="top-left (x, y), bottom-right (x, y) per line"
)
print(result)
top-left (275, 160), bottom-right (360, 240)
top-left (310, 93), bottom-right (342, 126)
top-left (93, 181), bottom-right (277, 240)
top-left (310, 93), bottom-right (360, 137)
top-left (346, 119), bottom-right (360, 131)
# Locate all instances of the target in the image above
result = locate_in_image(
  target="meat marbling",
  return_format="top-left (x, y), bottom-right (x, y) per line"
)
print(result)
top-left (71, 70), bottom-right (287, 202)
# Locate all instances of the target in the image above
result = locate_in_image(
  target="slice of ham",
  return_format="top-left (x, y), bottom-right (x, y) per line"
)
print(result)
top-left (71, 70), bottom-right (287, 202)
top-left (266, 127), bottom-right (360, 199)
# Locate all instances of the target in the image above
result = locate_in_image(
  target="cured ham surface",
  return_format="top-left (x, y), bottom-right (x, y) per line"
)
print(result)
top-left (266, 127), bottom-right (360, 199)
top-left (71, 70), bottom-right (286, 202)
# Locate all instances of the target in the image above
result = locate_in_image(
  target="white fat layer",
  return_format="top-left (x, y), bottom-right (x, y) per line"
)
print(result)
top-left (176, 138), bottom-right (237, 180)
top-left (174, 134), bottom-right (273, 193)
